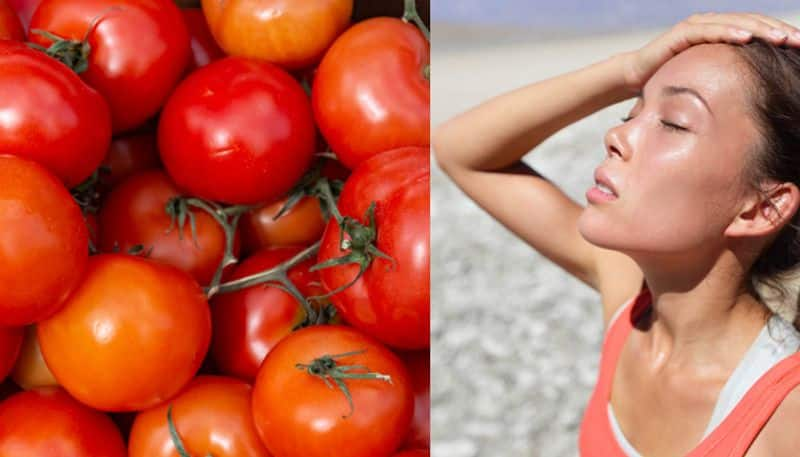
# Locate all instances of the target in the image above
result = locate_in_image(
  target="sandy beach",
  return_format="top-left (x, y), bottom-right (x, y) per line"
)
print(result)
top-left (431, 12), bottom-right (800, 457)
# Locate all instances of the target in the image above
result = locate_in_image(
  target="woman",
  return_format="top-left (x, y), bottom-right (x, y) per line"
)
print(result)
top-left (433, 12), bottom-right (800, 457)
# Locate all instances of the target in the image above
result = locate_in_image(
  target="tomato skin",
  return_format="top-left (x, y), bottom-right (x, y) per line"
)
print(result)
top-left (10, 325), bottom-right (56, 390)
top-left (159, 56), bottom-right (316, 204)
top-left (317, 147), bottom-right (430, 349)
top-left (312, 18), bottom-right (429, 169)
top-left (0, 327), bottom-right (22, 384)
top-left (0, 387), bottom-right (127, 456)
top-left (0, 155), bottom-right (89, 326)
top-left (98, 170), bottom-right (233, 286)
top-left (181, 8), bottom-right (224, 72)
top-left (241, 196), bottom-right (326, 253)
top-left (392, 451), bottom-right (429, 457)
top-left (398, 350), bottom-right (430, 449)
top-left (252, 325), bottom-right (414, 457)
top-left (129, 376), bottom-right (271, 457)
top-left (0, 0), bottom-right (23, 39)
top-left (99, 132), bottom-right (160, 191)
top-left (202, 0), bottom-right (351, 70)
top-left (0, 42), bottom-right (111, 187)
top-left (211, 247), bottom-right (324, 382)
top-left (4, 0), bottom-right (40, 31)
top-left (29, 0), bottom-right (190, 133)
top-left (37, 254), bottom-right (211, 412)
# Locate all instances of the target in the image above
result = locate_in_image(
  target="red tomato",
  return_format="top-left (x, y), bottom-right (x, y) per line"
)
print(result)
top-left (181, 8), bottom-right (224, 72)
top-left (98, 170), bottom-right (233, 286)
top-left (10, 326), bottom-right (56, 390)
top-left (5, 0), bottom-right (40, 30)
top-left (202, 0), bottom-right (351, 70)
top-left (0, 42), bottom-right (111, 187)
top-left (0, 155), bottom-right (89, 326)
top-left (159, 56), bottom-right (316, 204)
top-left (392, 451), bottom-right (429, 457)
top-left (0, 327), bottom-right (22, 384)
top-left (211, 246), bottom-right (325, 382)
top-left (37, 254), bottom-right (211, 411)
top-left (29, 0), bottom-right (190, 133)
top-left (398, 350), bottom-right (430, 449)
top-left (317, 147), bottom-right (430, 349)
top-left (0, 0), bottom-right (23, 39)
top-left (129, 376), bottom-right (271, 457)
top-left (252, 325), bottom-right (414, 457)
top-left (0, 387), bottom-right (127, 456)
top-left (99, 132), bottom-right (160, 191)
top-left (240, 196), bottom-right (326, 254)
top-left (312, 18), bottom-right (429, 169)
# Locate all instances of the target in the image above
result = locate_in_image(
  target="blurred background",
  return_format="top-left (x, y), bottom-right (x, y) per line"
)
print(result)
top-left (431, 2), bottom-right (800, 456)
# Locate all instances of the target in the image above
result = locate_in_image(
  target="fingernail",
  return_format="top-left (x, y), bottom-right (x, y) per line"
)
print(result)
top-left (733, 29), bottom-right (752, 39)
top-left (770, 28), bottom-right (788, 40)
top-left (793, 30), bottom-right (800, 41)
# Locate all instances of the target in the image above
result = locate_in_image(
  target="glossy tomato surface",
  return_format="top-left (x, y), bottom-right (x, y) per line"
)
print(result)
top-left (211, 246), bottom-right (324, 382)
top-left (10, 326), bottom-right (56, 390)
top-left (392, 450), bottom-right (429, 457)
top-left (98, 170), bottom-right (232, 286)
top-left (398, 350), bottom-right (430, 449)
top-left (0, 155), bottom-right (89, 326)
top-left (240, 196), bottom-right (326, 253)
top-left (312, 18), bottom-right (429, 169)
top-left (4, 0), bottom-right (40, 30)
top-left (0, 387), bottom-right (127, 456)
top-left (0, 0), bottom-right (23, 39)
top-left (202, 0), bottom-right (351, 70)
top-left (30, 0), bottom-right (190, 133)
top-left (99, 132), bottom-right (160, 191)
top-left (129, 376), bottom-right (271, 457)
top-left (37, 254), bottom-right (211, 411)
top-left (0, 327), bottom-right (22, 384)
top-left (181, 8), bottom-right (224, 72)
top-left (252, 325), bottom-right (414, 457)
top-left (159, 56), bottom-right (316, 204)
top-left (317, 147), bottom-right (430, 349)
top-left (0, 41), bottom-right (110, 187)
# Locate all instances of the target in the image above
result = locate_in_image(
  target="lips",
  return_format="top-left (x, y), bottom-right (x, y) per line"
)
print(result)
top-left (593, 168), bottom-right (619, 196)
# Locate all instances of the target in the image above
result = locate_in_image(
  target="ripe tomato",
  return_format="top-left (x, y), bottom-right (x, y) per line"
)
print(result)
top-left (392, 451), bottom-right (429, 457)
top-left (37, 254), bottom-right (211, 411)
top-left (98, 170), bottom-right (234, 286)
top-left (0, 41), bottom-right (111, 187)
top-left (240, 196), bottom-right (326, 253)
top-left (0, 0), bottom-right (22, 39)
top-left (29, 0), bottom-right (190, 133)
top-left (99, 132), bottom-right (160, 191)
top-left (0, 155), bottom-right (89, 326)
top-left (398, 350), bottom-right (430, 449)
top-left (129, 376), bottom-right (271, 457)
top-left (312, 18), bottom-right (429, 169)
top-left (10, 326), bottom-right (56, 390)
top-left (211, 246), bottom-right (325, 382)
top-left (252, 325), bottom-right (414, 457)
top-left (0, 387), bottom-right (127, 456)
top-left (202, 0), bottom-right (351, 70)
top-left (0, 327), bottom-right (22, 384)
top-left (317, 147), bottom-right (430, 349)
top-left (159, 56), bottom-right (316, 204)
top-left (181, 8), bottom-right (224, 72)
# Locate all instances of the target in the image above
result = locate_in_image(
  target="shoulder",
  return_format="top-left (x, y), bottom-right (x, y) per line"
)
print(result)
top-left (759, 379), bottom-right (800, 455)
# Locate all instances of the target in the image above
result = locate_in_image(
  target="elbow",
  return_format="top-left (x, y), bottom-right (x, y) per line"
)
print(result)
top-left (431, 123), bottom-right (456, 172)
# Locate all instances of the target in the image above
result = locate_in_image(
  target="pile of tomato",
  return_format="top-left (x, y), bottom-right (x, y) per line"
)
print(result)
top-left (0, 0), bottom-right (430, 455)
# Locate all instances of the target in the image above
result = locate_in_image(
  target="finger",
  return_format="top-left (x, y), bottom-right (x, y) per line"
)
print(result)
top-left (685, 12), bottom-right (793, 45)
top-left (676, 22), bottom-right (754, 48)
top-left (744, 13), bottom-right (800, 44)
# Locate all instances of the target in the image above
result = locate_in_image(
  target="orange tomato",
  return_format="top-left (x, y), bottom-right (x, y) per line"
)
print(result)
top-left (0, 327), bottom-right (22, 384)
top-left (10, 325), bottom-right (57, 390)
top-left (240, 195), bottom-right (326, 254)
top-left (202, 0), bottom-right (352, 69)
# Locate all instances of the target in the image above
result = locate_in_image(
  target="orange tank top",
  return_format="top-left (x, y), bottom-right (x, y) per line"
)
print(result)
top-left (578, 284), bottom-right (800, 456)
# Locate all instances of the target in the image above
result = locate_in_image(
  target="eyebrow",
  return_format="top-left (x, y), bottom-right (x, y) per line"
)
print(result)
top-left (634, 86), bottom-right (714, 117)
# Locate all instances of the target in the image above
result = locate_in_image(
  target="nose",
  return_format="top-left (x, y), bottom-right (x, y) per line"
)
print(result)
top-left (604, 124), bottom-right (628, 161)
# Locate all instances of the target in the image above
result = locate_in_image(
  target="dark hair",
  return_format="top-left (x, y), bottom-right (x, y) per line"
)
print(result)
top-left (733, 38), bottom-right (800, 331)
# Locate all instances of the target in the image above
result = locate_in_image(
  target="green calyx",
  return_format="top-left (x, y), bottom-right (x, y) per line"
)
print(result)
top-left (402, 0), bottom-right (429, 41)
top-left (29, 29), bottom-right (91, 74)
top-left (167, 405), bottom-right (214, 457)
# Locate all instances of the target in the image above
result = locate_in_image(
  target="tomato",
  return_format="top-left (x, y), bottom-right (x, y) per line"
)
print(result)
top-left (0, 387), bottom-right (127, 456)
top-left (0, 0), bottom-right (23, 39)
top-left (159, 56), bottom-right (316, 204)
top-left (312, 18), bottom-right (429, 169)
top-left (392, 451), bottom-right (429, 457)
top-left (0, 41), bottom-right (111, 187)
top-left (0, 155), bottom-right (89, 325)
top-left (0, 327), bottom-right (22, 384)
top-left (398, 350), bottom-right (430, 449)
top-left (4, 0), bottom-right (40, 30)
top-left (181, 8), bottom-right (224, 72)
top-left (37, 254), bottom-right (211, 411)
top-left (240, 196), bottom-right (326, 253)
top-left (98, 170), bottom-right (234, 286)
top-left (317, 147), bottom-right (429, 349)
top-left (29, 0), bottom-right (190, 133)
top-left (99, 132), bottom-right (160, 191)
top-left (10, 326), bottom-right (56, 390)
top-left (202, 0), bottom-right (351, 70)
top-left (129, 376), bottom-right (270, 457)
top-left (252, 325), bottom-right (413, 457)
top-left (211, 246), bottom-right (325, 382)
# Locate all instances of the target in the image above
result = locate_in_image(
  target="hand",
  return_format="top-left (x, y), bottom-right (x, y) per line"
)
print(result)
top-left (622, 12), bottom-right (800, 92)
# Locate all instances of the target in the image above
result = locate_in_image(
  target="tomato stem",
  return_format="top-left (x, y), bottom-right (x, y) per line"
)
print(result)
top-left (295, 349), bottom-right (392, 418)
top-left (402, 0), bottom-right (429, 41)
top-left (166, 405), bottom-right (193, 457)
top-left (275, 159), bottom-right (344, 223)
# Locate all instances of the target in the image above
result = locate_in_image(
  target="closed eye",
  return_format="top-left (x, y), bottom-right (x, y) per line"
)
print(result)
top-left (619, 116), bottom-right (688, 133)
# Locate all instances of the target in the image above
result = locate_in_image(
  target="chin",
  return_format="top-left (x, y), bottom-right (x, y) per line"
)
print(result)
top-left (577, 205), bottom-right (628, 251)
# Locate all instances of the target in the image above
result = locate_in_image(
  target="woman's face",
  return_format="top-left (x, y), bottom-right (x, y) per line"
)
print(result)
top-left (578, 43), bottom-right (762, 256)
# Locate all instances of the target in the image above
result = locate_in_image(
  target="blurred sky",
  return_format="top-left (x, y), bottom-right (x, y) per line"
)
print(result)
top-left (433, 0), bottom-right (800, 32)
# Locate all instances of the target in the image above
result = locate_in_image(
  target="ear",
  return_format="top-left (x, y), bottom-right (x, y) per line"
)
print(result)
top-left (724, 182), bottom-right (800, 238)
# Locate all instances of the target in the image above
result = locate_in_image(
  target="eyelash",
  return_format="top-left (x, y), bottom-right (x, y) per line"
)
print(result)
top-left (619, 115), bottom-right (688, 132)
